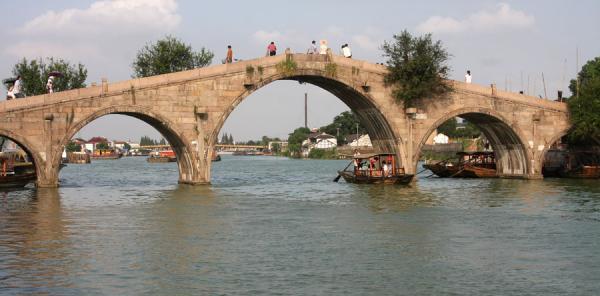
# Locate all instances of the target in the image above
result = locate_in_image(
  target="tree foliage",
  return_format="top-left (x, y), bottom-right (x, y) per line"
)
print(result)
top-left (10, 57), bottom-right (87, 96)
top-left (66, 141), bottom-right (82, 152)
top-left (132, 35), bottom-right (214, 78)
top-left (96, 142), bottom-right (109, 150)
top-left (319, 111), bottom-right (366, 144)
top-left (382, 30), bottom-right (451, 107)
top-left (140, 135), bottom-right (161, 146)
top-left (287, 127), bottom-right (311, 154)
top-left (437, 118), bottom-right (481, 138)
top-left (567, 57), bottom-right (600, 144)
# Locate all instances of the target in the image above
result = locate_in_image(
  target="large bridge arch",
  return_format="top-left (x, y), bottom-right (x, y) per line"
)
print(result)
top-left (209, 68), bottom-right (406, 170)
top-left (416, 107), bottom-right (532, 178)
top-left (0, 127), bottom-right (45, 185)
top-left (52, 105), bottom-right (199, 185)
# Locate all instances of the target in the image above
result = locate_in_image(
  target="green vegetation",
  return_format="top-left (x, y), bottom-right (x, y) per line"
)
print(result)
top-left (220, 133), bottom-right (234, 144)
top-left (324, 62), bottom-right (337, 77)
top-left (276, 57), bottom-right (297, 76)
top-left (567, 57), bottom-right (600, 144)
top-left (245, 65), bottom-right (255, 76)
top-left (437, 118), bottom-right (481, 138)
top-left (132, 35), bottom-right (214, 78)
top-left (10, 57), bottom-right (87, 96)
top-left (308, 148), bottom-right (337, 159)
top-left (65, 141), bottom-right (82, 152)
top-left (287, 127), bottom-right (311, 157)
top-left (319, 111), bottom-right (366, 144)
top-left (140, 135), bottom-right (166, 146)
top-left (382, 30), bottom-right (451, 107)
top-left (96, 142), bottom-right (109, 150)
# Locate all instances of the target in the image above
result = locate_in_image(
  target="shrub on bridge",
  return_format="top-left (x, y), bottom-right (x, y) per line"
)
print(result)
top-left (382, 30), bottom-right (451, 108)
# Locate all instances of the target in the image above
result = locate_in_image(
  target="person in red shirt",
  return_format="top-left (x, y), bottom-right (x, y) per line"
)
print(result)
top-left (225, 45), bottom-right (233, 63)
top-left (267, 42), bottom-right (277, 56)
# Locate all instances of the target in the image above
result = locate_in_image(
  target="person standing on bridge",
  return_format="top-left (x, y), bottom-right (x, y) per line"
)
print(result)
top-left (12, 75), bottom-right (24, 98)
top-left (307, 40), bottom-right (318, 54)
top-left (342, 44), bottom-right (352, 58)
top-left (267, 42), bottom-right (277, 56)
top-left (225, 45), bottom-right (233, 63)
top-left (465, 70), bottom-right (472, 84)
top-left (46, 76), bottom-right (55, 93)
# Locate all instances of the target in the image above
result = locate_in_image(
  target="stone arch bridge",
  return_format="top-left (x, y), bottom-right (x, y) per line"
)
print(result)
top-left (0, 53), bottom-right (570, 187)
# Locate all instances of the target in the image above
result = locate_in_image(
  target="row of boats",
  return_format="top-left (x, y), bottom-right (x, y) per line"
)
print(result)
top-left (336, 150), bottom-right (600, 185)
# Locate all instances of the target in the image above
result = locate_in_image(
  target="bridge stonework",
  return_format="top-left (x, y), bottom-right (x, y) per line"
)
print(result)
top-left (0, 53), bottom-right (570, 187)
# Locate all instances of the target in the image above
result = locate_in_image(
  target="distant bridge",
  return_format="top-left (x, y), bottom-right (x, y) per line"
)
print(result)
top-left (140, 144), bottom-right (267, 150)
top-left (0, 51), bottom-right (569, 186)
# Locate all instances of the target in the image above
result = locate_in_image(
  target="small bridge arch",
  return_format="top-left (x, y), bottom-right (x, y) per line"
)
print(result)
top-left (53, 105), bottom-right (200, 185)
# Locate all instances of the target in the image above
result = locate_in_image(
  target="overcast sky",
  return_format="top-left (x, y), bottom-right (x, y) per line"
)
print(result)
top-left (1, 0), bottom-right (598, 142)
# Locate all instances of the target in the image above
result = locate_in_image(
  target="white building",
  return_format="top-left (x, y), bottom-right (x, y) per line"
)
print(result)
top-left (433, 133), bottom-right (449, 144)
top-left (346, 134), bottom-right (372, 147)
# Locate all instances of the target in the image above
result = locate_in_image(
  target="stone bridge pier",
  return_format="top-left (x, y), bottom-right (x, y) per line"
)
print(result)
top-left (0, 53), bottom-right (570, 187)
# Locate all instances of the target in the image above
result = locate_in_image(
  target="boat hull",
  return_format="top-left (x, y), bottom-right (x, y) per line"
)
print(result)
top-left (337, 171), bottom-right (414, 185)
top-left (0, 172), bottom-right (36, 188)
top-left (147, 156), bottom-right (176, 163)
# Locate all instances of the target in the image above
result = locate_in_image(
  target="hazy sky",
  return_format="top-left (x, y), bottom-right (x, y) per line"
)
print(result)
top-left (1, 0), bottom-right (598, 142)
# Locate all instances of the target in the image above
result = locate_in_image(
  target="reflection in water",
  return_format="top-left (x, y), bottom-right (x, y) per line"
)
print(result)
top-left (0, 156), bottom-right (598, 295)
top-left (0, 188), bottom-right (73, 292)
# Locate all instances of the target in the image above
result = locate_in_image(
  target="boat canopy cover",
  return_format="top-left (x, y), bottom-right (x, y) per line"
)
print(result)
top-left (353, 153), bottom-right (395, 159)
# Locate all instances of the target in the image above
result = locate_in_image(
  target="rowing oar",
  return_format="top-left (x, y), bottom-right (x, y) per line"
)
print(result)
top-left (334, 160), bottom-right (354, 182)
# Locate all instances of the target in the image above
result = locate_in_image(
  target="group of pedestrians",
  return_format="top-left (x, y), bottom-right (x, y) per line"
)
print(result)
top-left (5, 74), bottom-right (57, 100)
top-left (223, 40), bottom-right (354, 64)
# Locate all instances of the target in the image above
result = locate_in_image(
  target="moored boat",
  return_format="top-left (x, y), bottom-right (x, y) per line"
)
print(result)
top-left (0, 151), bottom-right (36, 188)
top-left (91, 149), bottom-right (122, 160)
top-left (147, 150), bottom-right (177, 163)
top-left (424, 151), bottom-right (497, 178)
top-left (336, 153), bottom-right (414, 185)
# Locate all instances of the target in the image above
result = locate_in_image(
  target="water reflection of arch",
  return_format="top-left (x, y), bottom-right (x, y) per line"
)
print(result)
top-left (416, 107), bottom-right (531, 178)
top-left (0, 127), bottom-right (44, 185)
top-left (54, 106), bottom-right (196, 184)
top-left (210, 70), bottom-right (405, 166)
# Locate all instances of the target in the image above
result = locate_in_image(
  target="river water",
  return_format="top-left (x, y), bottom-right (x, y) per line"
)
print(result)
top-left (0, 156), bottom-right (599, 295)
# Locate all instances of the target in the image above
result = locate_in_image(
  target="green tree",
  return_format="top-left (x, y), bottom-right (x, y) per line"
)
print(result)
top-left (65, 141), bottom-right (82, 152)
top-left (567, 57), bottom-right (600, 144)
top-left (382, 30), bottom-right (451, 107)
top-left (320, 111), bottom-right (366, 144)
top-left (123, 143), bottom-right (131, 150)
top-left (96, 142), bottom-right (109, 150)
top-left (221, 132), bottom-right (228, 144)
top-left (132, 35), bottom-right (214, 78)
top-left (159, 138), bottom-right (167, 145)
top-left (287, 127), bottom-right (311, 155)
top-left (437, 118), bottom-right (457, 136)
top-left (140, 135), bottom-right (156, 146)
top-left (10, 57), bottom-right (87, 96)
top-left (228, 134), bottom-right (234, 144)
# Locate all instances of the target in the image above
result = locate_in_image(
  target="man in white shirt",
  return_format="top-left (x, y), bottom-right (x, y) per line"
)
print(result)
top-left (307, 40), bottom-right (317, 54)
top-left (13, 76), bottom-right (24, 98)
top-left (465, 70), bottom-right (472, 84)
top-left (342, 44), bottom-right (352, 58)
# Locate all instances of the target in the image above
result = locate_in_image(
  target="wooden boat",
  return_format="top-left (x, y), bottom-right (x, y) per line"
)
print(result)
top-left (559, 151), bottom-right (600, 178)
top-left (0, 152), bottom-right (36, 188)
top-left (147, 150), bottom-right (176, 163)
top-left (424, 151), bottom-right (497, 178)
top-left (336, 153), bottom-right (414, 185)
top-left (65, 151), bottom-right (91, 164)
top-left (91, 148), bottom-right (122, 160)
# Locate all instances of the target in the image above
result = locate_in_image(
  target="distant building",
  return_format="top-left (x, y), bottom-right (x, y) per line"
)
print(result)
top-left (112, 141), bottom-right (128, 150)
top-left (433, 133), bottom-right (449, 144)
top-left (345, 134), bottom-right (372, 147)
top-left (85, 136), bottom-right (109, 153)
top-left (301, 131), bottom-right (337, 157)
